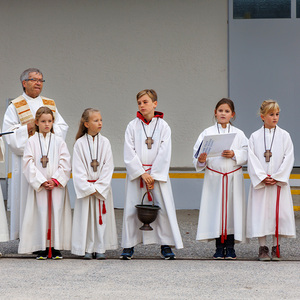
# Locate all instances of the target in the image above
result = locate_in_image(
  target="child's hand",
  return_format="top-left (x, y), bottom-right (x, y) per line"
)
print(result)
top-left (222, 150), bottom-right (234, 159)
top-left (42, 180), bottom-right (56, 190)
top-left (147, 182), bottom-right (154, 190)
top-left (41, 181), bottom-right (48, 189)
top-left (198, 153), bottom-right (207, 163)
top-left (262, 177), bottom-right (277, 185)
top-left (141, 173), bottom-right (154, 190)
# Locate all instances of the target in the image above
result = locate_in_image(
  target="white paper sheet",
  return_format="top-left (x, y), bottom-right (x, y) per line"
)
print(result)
top-left (195, 133), bottom-right (237, 158)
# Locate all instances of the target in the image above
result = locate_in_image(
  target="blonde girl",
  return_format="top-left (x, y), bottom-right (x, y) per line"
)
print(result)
top-left (71, 108), bottom-right (118, 259)
top-left (247, 100), bottom-right (296, 261)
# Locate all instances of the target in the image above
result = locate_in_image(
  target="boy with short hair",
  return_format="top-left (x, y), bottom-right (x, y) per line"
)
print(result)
top-left (120, 89), bottom-right (183, 260)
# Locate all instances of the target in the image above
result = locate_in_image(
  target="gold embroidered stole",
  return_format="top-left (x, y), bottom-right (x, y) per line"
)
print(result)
top-left (11, 96), bottom-right (56, 125)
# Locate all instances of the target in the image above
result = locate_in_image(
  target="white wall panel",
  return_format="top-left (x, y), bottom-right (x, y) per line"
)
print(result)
top-left (0, 0), bottom-right (227, 178)
top-left (229, 0), bottom-right (300, 165)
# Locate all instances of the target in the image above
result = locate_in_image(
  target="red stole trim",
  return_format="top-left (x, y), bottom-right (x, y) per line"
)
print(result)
top-left (206, 166), bottom-right (242, 243)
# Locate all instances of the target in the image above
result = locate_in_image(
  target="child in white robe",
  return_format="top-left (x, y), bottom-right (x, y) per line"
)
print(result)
top-left (18, 107), bottom-right (72, 259)
top-left (193, 98), bottom-right (248, 260)
top-left (121, 89), bottom-right (183, 260)
top-left (71, 108), bottom-right (118, 259)
top-left (247, 100), bottom-right (296, 261)
top-left (0, 129), bottom-right (9, 256)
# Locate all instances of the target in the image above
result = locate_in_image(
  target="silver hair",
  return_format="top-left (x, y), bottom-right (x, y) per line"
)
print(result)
top-left (20, 68), bottom-right (43, 91)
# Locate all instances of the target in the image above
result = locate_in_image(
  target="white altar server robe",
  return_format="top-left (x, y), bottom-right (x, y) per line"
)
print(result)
top-left (0, 133), bottom-right (9, 242)
top-left (2, 92), bottom-right (68, 240)
top-left (18, 132), bottom-right (72, 253)
top-left (247, 126), bottom-right (296, 238)
top-left (193, 123), bottom-right (248, 242)
top-left (122, 116), bottom-right (183, 249)
top-left (72, 134), bottom-right (118, 255)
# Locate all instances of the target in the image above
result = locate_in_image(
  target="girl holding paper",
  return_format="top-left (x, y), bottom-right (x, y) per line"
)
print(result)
top-left (193, 98), bottom-right (248, 259)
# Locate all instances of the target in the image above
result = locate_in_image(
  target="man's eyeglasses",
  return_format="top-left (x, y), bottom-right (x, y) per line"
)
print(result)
top-left (24, 78), bottom-right (45, 83)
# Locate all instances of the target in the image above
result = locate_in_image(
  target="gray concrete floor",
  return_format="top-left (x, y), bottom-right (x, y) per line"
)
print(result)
top-left (1, 209), bottom-right (300, 260)
top-left (1, 210), bottom-right (300, 299)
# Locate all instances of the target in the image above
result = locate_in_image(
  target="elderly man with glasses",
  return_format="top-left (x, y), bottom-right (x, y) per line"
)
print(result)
top-left (2, 68), bottom-right (69, 241)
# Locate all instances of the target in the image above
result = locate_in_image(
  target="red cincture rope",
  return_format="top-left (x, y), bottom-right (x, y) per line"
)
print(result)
top-left (267, 174), bottom-right (281, 258)
top-left (47, 190), bottom-right (52, 259)
top-left (206, 166), bottom-right (242, 243)
top-left (140, 164), bottom-right (153, 201)
top-left (87, 180), bottom-right (106, 225)
top-left (275, 185), bottom-right (281, 258)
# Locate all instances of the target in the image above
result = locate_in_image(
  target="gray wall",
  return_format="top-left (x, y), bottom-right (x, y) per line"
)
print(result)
top-left (228, 0), bottom-right (300, 165)
top-left (0, 0), bottom-right (228, 177)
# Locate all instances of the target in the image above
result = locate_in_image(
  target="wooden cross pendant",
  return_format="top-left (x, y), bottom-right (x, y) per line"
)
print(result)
top-left (91, 159), bottom-right (99, 172)
top-left (40, 156), bottom-right (49, 168)
top-left (264, 150), bottom-right (272, 162)
top-left (145, 137), bottom-right (154, 149)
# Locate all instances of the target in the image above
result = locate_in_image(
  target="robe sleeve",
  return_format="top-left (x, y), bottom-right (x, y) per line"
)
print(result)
top-left (247, 134), bottom-right (268, 189)
top-left (51, 139), bottom-right (71, 188)
top-left (271, 131), bottom-right (294, 186)
top-left (2, 104), bottom-right (29, 156)
top-left (72, 141), bottom-right (97, 199)
top-left (0, 135), bottom-right (4, 162)
top-left (52, 107), bottom-right (69, 141)
top-left (124, 123), bottom-right (145, 181)
top-left (231, 131), bottom-right (248, 166)
top-left (23, 138), bottom-right (47, 192)
top-left (94, 140), bottom-right (114, 200)
top-left (150, 123), bottom-right (171, 182)
top-left (193, 131), bottom-right (206, 172)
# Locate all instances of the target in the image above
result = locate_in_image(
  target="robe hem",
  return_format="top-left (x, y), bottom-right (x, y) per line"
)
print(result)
top-left (72, 244), bottom-right (118, 256)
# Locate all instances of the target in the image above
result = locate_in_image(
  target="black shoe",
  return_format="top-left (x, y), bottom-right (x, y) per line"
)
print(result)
top-left (83, 252), bottom-right (93, 260)
top-left (225, 248), bottom-right (236, 260)
top-left (120, 247), bottom-right (134, 260)
top-left (36, 250), bottom-right (48, 260)
top-left (161, 245), bottom-right (175, 260)
top-left (52, 248), bottom-right (63, 260)
top-left (213, 248), bottom-right (225, 260)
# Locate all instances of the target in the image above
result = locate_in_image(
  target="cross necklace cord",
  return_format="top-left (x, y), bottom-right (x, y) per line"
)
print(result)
top-left (264, 125), bottom-right (276, 162)
top-left (87, 133), bottom-right (100, 172)
top-left (38, 133), bottom-right (52, 168)
top-left (217, 123), bottom-right (230, 134)
top-left (141, 118), bottom-right (159, 149)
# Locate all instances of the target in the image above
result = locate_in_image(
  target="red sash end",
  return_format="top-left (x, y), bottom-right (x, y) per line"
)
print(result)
top-left (102, 202), bottom-right (106, 214)
top-left (48, 246), bottom-right (52, 259)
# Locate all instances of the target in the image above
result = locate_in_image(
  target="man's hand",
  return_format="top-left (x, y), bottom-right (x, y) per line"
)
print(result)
top-left (27, 120), bottom-right (35, 136)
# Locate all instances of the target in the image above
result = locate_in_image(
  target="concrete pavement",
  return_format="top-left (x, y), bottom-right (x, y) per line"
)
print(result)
top-left (0, 210), bottom-right (300, 299)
